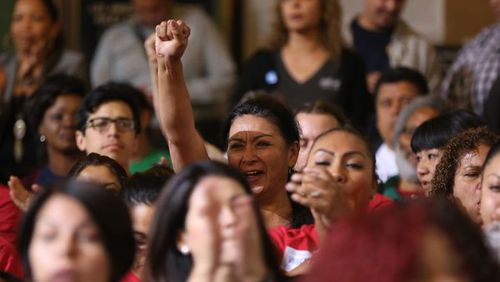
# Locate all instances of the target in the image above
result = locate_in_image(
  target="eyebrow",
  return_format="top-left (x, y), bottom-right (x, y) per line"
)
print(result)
top-left (314, 149), bottom-right (367, 159)
top-left (228, 133), bottom-right (273, 143)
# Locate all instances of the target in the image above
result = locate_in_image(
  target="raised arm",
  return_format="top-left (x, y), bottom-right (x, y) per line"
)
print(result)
top-left (152, 20), bottom-right (209, 171)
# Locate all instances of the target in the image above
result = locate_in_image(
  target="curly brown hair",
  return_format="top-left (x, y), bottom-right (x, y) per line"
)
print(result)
top-left (430, 127), bottom-right (499, 197)
top-left (269, 0), bottom-right (343, 58)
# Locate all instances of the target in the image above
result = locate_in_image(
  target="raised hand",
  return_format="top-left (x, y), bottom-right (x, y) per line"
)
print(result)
top-left (286, 167), bottom-right (352, 241)
top-left (155, 20), bottom-right (191, 60)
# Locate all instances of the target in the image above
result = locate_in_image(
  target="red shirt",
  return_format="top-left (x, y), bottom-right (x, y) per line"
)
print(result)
top-left (268, 194), bottom-right (393, 271)
top-left (121, 272), bottom-right (141, 282)
top-left (0, 185), bottom-right (22, 246)
top-left (0, 236), bottom-right (23, 278)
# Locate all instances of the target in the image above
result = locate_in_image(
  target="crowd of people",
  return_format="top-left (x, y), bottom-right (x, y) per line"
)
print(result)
top-left (0, 0), bottom-right (500, 281)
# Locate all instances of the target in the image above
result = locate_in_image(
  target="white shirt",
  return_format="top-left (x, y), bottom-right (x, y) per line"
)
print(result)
top-left (375, 143), bottom-right (399, 183)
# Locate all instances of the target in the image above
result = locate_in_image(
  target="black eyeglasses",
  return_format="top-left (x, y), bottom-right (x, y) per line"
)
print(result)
top-left (84, 117), bottom-right (135, 133)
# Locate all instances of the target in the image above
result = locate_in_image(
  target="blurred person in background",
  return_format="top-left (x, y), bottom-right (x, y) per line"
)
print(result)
top-left (92, 0), bottom-right (235, 146)
top-left (235, 0), bottom-right (371, 131)
top-left (346, 0), bottom-right (441, 93)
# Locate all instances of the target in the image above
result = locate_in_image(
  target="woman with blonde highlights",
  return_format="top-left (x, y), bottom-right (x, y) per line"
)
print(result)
top-left (235, 0), bottom-right (371, 130)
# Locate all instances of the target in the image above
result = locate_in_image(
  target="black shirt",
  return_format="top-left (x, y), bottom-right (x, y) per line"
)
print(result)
top-left (351, 19), bottom-right (394, 73)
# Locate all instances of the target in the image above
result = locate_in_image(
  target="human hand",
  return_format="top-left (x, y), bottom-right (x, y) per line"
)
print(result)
top-left (187, 182), bottom-right (221, 282)
top-left (286, 167), bottom-right (352, 240)
top-left (145, 33), bottom-right (157, 65)
top-left (8, 176), bottom-right (38, 211)
top-left (155, 20), bottom-right (191, 61)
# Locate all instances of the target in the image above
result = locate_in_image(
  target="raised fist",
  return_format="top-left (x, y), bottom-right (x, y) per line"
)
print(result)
top-left (155, 20), bottom-right (191, 60)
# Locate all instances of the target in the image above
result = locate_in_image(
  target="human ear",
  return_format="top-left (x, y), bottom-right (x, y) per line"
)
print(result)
top-left (75, 130), bottom-right (87, 152)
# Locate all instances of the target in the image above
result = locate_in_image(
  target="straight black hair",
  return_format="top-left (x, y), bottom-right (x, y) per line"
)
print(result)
top-left (373, 67), bottom-right (429, 98)
top-left (67, 153), bottom-right (128, 191)
top-left (411, 110), bottom-right (485, 153)
top-left (122, 165), bottom-right (174, 207)
top-left (17, 181), bottom-right (135, 282)
top-left (146, 161), bottom-right (284, 282)
top-left (76, 83), bottom-right (142, 134)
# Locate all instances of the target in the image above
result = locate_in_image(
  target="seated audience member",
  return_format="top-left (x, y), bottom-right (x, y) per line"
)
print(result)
top-left (235, 0), bottom-right (371, 130)
top-left (119, 84), bottom-right (171, 173)
top-left (8, 75), bottom-right (86, 211)
top-left (11, 74), bottom-right (85, 190)
top-left (92, 0), bottom-right (235, 145)
top-left (345, 0), bottom-right (441, 92)
top-left (411, 110), bottom-right (485, 194)
top-left (0, 0), bottom-right (87, 182)
top-left (76, 83), bottom-right (141, 172)
top-left (151, 21), bottom-right (312, 229)
top-left (294, 101), bottom-right (349, 171)
top-left (373, 67), bottom-right (429, 182)
top-left (121, 165), bottom-right (173, 282)
top-left (68, 153), bottom-right (129, 195)
top-left (483, 76), bottom-right (500, 133)
top-left (304, 199), bottom-right (500, 282)
top-left (278, 127), bottom-right (392, 274)
top-left (146, 161), bottom-right (283, 282)
top-left (379, 96), bottom-right (447, 200)
top-left (480, 141), bottom-right (500, 228)
top-left (441, 0), bottom-right (500, 115)
top-left (431, 127), bottom-right (499, 224)
top-left (18, 181), bottom-right (135, 282)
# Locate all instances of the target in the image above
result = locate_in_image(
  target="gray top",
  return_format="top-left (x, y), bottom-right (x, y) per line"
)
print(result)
top-left (91, 5), bottom-right (236, 119)
top-left (0, 50), bottom-right (86, 103)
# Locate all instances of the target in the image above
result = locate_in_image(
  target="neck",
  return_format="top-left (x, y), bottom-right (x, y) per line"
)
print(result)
top-left (132, 134), bottom-right (151, 162)
top-left (257, 186), bottom-right (293, 228)
top-left (284, 29), bottom-right (326, 53)
top-left (47, 147), bottom-right (83, 176)
top-left (358, 14), bottom-right (385, 32)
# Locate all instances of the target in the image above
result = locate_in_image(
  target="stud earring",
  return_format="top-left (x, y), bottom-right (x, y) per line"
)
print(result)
top-left (179, 245), bottom-right (190, 255)
top-left (40, 135), bottom-right (46, 142)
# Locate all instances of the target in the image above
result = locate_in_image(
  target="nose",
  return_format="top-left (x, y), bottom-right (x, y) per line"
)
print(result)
top-left (416, 161), bottom-right (429, 177)
top-left (106, 121), bottom-right (119, 136)
top-left (220, 206), bottom-right (237, 228)
top-left (241, 145), bottom-right (257, 164)
top-left (328, 164), bottom-right (347, 184)
top-left (57, 235), bottom-right (77, 258)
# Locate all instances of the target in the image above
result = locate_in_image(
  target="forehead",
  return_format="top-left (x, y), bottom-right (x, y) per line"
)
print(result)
top-left (15, 0), bottom-right (48, 13)
top-left (37, 194), bottom-right (88, 223)
top-left (229, 115), bottom-right (281, 138)
top-left (377, 81), bottom-right (420, 100)
top-left (297, 113), bottom-right (339, 134)
top-left (312, 131), bottom-right (370, 156)
top-left (405, 107), bottom-right (439, 128)
top-left (89, 101), bottom-right (133, 118)
top-left (484, 153), bottom-right (500, 174)
top-left (50, 94), bottom-right (82, 108)
top-left (192, 176), bottom-right (246, 204)
top-left (458, 144), bottom-right (491, 168)
top-left (77, 165), bottom-right (118, 183)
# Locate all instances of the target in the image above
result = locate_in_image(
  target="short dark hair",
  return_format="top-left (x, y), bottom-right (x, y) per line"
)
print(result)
top-left (122, 165), bottom-right (174, 207)
top-left (67, 153), bottom-right (128, 191)
top-left (146, 161), bottom-right (283, 282)
top-left (17, 181), bottom-right (135, 282)
top-left (411, 110), bottom-right (485, 153)
top-left (373, 67), bottom-right (429, 98)
top-left (295, 100), bottom-right (349, 127)
top-left (27, 74), bottom-right (86, 134)
top-left (77, 83), bottom-right (142, 134)
top-left (222, 95), bottom-right (300, 149)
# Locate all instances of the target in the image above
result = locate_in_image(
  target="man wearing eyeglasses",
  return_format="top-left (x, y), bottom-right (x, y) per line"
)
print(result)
top-left (76, 83), bottom-right (141, 172)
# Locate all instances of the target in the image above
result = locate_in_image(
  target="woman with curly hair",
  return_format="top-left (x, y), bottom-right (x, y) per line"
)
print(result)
top-left (234, 0), bottom-right (371, 130)
top-left (430, 127), bottom-right (499, 224)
